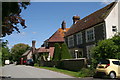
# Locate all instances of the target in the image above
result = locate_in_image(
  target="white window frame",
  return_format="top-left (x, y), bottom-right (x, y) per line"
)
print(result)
top-left (86, 45), bottom-right (95, 59)
top-left (68, 35), bottom-right (74, 47)
top-left (76, 32), bottom-right (82, 45)
top-left (86, 27), bottom-right (95, 42)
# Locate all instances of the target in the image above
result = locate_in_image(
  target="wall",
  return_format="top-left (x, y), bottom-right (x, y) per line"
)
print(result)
top-left (61, 58), bottom-right (87, 71)
top-left (105, 3), bottom-right (118, 39)
top-left (66, 23), bottom-right (105, 59)
top-left (27, 51), bottom-right (32, 59)
top-left (40, 58), bottom-right (87, 71)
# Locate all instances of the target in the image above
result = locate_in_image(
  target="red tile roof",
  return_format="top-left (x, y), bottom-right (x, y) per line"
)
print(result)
top-left (65, 2), bottom-right (117, 37)
top-left (22, 50), bottom-right (31, 56)
top-left (36, 47), bottom-right (49, 53)
top-left (36, 47), bottom-right (55, 57)
top-left (48, 28), bottom-right (69, 42)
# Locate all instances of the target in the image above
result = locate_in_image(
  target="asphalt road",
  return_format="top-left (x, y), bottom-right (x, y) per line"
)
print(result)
top-left (0, 64), bottom-right (119, 80)
top-left (2, 64), bottom-right (73, 78)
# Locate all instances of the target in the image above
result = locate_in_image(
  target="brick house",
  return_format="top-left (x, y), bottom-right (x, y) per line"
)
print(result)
top-left (35, 21), bottom-right (70, 61)
top-left (43, 21), bottom-right (70, 48)
top-left (65, 2), bottom-right (119, 60)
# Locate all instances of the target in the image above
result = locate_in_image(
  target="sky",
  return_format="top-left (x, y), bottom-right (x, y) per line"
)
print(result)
top-left (3, 2), bottom-right (109, 49)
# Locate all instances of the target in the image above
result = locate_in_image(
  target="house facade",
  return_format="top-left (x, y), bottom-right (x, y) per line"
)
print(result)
top-left (65, 2), bottom-right (119, 60)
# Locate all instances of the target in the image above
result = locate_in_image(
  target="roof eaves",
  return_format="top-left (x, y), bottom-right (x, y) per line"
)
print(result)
top-left (65, 2), bottom-right (117, 37)
top-left (103, 2), bottom-right (117, 20)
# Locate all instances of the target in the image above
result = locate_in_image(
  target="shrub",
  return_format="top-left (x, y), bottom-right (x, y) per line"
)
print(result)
top-left (52, 43), bottom-right (61, 61)
top-left (91, 39), bottom-right (118, 68)
top-left (78, 68), bottom-right (95, 77)
top-left (61, 43), bottom-right (72, 60)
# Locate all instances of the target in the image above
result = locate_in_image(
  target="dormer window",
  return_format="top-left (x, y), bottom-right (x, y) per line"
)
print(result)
top-left (84, 18), bottom-right (89, 23)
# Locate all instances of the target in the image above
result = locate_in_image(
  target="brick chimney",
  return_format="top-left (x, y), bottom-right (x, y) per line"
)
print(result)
top-left (32, 40), bottom-right (36, 53)
top-left (72, 16), bottom-right (80, 24)
top-left (61, 20), bottom-right (66, 30)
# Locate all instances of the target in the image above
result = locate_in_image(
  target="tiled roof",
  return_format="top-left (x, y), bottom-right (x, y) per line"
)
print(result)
top-left (22, 50), bottom-right (31, 56)
top-left (48, 28), bottom-right (69, 42)
top-left (65, 2), bottom-right (116, 37)
top-left (36, 47), bottom-right (49, 53)
top-left (36, 47), bottom-right (55, 57)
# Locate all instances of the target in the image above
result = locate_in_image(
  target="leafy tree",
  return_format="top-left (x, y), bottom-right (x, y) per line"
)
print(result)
top-left (61, 43), bottom-right (72, 60)
top-left (1, 40), bottom-right (11, 65)
top-left (11, 43), bottom-right (30, 62)
top-left (2, 47), bottom-right (10, 62)
top-left (111, 33), bottom-right (120, 59)
top-left (52, 43), bottom-right (61, 61)
top-left (2, 2), bottom-right (30, 37)
top-left (91, 33), bottom-right (120, 68)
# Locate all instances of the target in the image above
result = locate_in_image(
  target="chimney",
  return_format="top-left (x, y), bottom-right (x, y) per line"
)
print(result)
top-left (61, 20), bottom-right (66, 30)
top-left (32, 40), bottom-right (36, 53)
top-left (72, 16), bottom-right (80, 24)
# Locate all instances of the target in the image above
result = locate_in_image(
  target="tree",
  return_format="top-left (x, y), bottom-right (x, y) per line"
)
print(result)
top-left (111, 33), bottom-right (120, 59)
top-left (2, 47), bottom-right (11, 62)
top-left (52, 43), bottom-right (61, 61)
top-left (1, 40), bottom-right (11, 65)
top-left (91, 33), bottom-right (120, 68)
top-left (61, 43), bottom-right (72, 60)
top-left (11, 43), bottom-right (30, 62)
top-left (2, 2), bottom-right (30, 37)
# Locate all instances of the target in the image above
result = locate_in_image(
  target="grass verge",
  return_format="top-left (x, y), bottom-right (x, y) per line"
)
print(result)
top-left (35, 66), bottom-right (79, 77)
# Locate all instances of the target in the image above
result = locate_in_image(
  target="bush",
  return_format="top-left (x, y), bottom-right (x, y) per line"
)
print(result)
top-left (78, 68), bottom-right (95, 77)
top-left (61, 43), bottom-right (72, 60)
top-left (52, 43), bottom-right (61, 61)
top-left (91, 39), bottom-right (119, 68)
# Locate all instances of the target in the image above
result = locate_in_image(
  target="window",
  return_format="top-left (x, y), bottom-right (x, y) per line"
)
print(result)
top-left (86, 45), bottom-right (95, 59)
top-left (99, 60), bottom-right (110, 64)
top-left (112, 26), bottom-right (117, 32)
top-left (68, 35), bottom-right (74, 47)
top-left (76, 32), bottom-right (82, 45)
top-left (112, 61), bottom-right (120, 65)
top-left (86, 27), bottom-right (95, 42)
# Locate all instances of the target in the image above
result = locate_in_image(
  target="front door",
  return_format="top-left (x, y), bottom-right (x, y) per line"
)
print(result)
top-left (78, 51), bottom-right (83, 58)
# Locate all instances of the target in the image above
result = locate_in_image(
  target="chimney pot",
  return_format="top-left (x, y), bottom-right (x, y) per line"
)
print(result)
top-left (72, 16), bottom-right (80, 24)
top-left (61, 20), bottom-right (66, 30)
top-left (32, 40), bottom-right (36, 53)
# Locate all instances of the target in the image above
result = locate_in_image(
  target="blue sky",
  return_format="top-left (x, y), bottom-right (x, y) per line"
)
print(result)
top-left (3, 2), bottom-right (108, 48)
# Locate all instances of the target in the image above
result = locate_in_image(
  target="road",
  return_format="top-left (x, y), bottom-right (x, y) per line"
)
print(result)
top-left (1, 64), bottom-right (73, 78)
top-left (0, 64), bottom-right (118, 80)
